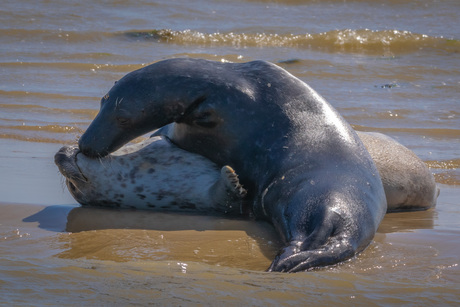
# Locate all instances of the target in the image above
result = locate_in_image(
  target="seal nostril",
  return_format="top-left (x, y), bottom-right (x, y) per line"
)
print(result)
top-left (67, 180), bottom-right (77, 193)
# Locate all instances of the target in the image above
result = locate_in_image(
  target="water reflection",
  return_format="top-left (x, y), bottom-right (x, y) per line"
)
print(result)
top-left (378, 209), bottom-right (435, 233)
top-left (21, 204), bottom-right (437, 270)
top-left (24, 205), bottom-right (281, 270)
top-left (23, 204), bottom-right (436, 235)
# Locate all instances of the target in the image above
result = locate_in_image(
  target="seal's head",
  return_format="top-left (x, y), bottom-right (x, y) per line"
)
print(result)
top-left (54, 145), bottom-right (92, 205)
top-left (77, 68), bottom-right (168, 158)
top-left (78, 58), bottom-right (295, 170)
top-left (78, 59), bottom-right (231, 158)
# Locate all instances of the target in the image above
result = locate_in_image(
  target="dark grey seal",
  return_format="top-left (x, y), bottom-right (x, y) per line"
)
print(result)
top-left (78, 58), bottom-right (388, 272)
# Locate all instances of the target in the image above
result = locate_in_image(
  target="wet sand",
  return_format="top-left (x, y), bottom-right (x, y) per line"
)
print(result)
top-left (1, 186), bottom-right (459, 305)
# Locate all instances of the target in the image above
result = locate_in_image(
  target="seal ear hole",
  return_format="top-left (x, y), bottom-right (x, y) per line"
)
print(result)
top-left (177, 95), bottom-right (208, 123)
top-left (186, 96), bottom-right (222, 128)
top-left (193, 111), bottom-right (219, 128)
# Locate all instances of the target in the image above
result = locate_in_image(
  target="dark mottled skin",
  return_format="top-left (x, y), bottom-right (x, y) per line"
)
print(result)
top-left (78, 58), bottom-right (387, 272)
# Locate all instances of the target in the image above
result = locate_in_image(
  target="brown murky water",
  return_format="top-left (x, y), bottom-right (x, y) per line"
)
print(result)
top-left (1, 0), bottom-right (459, 305)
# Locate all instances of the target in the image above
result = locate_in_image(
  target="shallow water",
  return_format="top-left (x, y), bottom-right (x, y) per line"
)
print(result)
top-left (0, 0), bottom-right (459, 305)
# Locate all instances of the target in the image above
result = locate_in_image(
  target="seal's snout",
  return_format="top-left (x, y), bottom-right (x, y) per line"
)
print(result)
top-left (54, 145), bottom-right (77, 166)
top-left (78, 136), bottom-right (110, 158)
top-left (54, 145), bottom-right (88, 183)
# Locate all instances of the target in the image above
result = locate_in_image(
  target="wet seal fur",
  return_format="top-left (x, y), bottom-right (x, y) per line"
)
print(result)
top-left (76, 58), bottom-right (427, 272)
top-left (55, 136), bottom-right (246, 213)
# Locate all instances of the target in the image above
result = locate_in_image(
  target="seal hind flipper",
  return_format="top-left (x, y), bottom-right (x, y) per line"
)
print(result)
top-left (267, 206), bottom-right (360, 273)
top-left (267, 238), bottom-right (356, 273)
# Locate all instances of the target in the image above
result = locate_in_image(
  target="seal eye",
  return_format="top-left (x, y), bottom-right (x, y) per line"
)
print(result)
top-left (116, 117), bottom-right (130, 126)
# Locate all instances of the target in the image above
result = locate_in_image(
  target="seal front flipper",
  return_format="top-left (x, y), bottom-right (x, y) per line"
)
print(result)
top-left (210, 165), bottom-right (247, 214)
top-left (221, 166), bottom-right (247, 198)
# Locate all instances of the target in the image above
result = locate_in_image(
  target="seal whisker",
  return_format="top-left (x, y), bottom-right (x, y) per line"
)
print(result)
top-left (98, 156), bottom-right (108, 168)
top-left (70, 174), bottom-right (89, 183)
top-left (67, 179), bottom-right (84, 196)
top-left (97, 154), bottom-right (116, 173)
top-left (114, 97), bottom-right (124, 110)
top-left (57, 172), bottom-right (68, 192)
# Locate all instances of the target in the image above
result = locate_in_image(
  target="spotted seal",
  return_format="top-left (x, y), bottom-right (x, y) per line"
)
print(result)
top-left (55, 136), bottom-right (246, 213)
